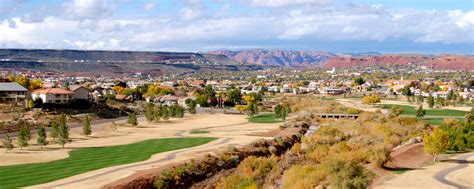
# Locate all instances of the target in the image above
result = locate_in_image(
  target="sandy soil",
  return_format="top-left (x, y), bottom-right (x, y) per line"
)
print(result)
top-left (0, 113), bottom-right (281, 188)
top-left (375, 153), bottom-right (474, 189)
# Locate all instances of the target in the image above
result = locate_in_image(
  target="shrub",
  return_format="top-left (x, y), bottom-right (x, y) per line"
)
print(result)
top-left (282, 164), bottom-right (327, 189)
top-left (324, 158), bottom-right (375, 189)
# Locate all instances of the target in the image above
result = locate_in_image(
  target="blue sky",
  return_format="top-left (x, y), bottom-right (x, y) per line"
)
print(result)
top-left (0, 0), bottom-right (473, 54)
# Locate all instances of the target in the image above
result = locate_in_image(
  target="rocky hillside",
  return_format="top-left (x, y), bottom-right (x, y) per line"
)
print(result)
top-left (207, 49), bottom-right (333, 66)
top-left (0, 49), bottom-right (245, 75)
top-left (323, 55), bottom-right (474, 70)
top-left (209, 49), bottom-right (473, 70)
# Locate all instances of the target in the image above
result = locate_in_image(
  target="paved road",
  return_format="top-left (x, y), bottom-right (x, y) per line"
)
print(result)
top-left (434, 152), bottom-right (474, 189)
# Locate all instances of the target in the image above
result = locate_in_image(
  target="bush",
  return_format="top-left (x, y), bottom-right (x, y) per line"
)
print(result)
top-left (282, 164), bottom-right (327, 189)
top-left (324, 158), bottom-right (375, 189)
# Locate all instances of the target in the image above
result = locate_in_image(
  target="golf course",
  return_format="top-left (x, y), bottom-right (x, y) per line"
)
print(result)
top-left (0, 137), bottom-right (216, 188)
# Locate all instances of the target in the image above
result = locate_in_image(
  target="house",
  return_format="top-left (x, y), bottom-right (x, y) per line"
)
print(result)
top-left (0, 82), bottom-right (28, 107)
top-left (320, 87), bottom-right (345, 95)
top-left (91, 88), bottom-right (115, 100)
top-left (70, 85), bottom-right (90, 101)
top-left (115, 94), bottom-right (133, 102)
top-left (32, 88), bottom-right (73, 104)
top-left (159, 95), bottom-right (180, 106)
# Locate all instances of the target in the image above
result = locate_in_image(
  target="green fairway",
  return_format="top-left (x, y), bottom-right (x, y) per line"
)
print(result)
top-left (248, 113), bottom-right (284, 123)
top-left (423, 118), bottom-right (464, 125)
top-left (190, 130), bottom-right (210, 134)
top-left (0, 137), bottom-right (216, 189)
top-left (320, 97), bottom-right (335, 101)
top-left (382, 104), bottom-right (468, 117)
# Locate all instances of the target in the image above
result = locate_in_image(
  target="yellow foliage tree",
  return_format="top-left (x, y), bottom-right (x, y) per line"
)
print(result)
top-left (361, 95), bottom-right (381, 106)
top-left (423, 128), bottom-right (451, 162)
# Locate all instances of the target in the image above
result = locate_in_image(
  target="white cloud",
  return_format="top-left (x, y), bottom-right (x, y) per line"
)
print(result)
top-left (143, 1), bottom-right (157, 11)
top-left (64, 0), bottom-right (116, 19)
top-left (0, 3), bottom-right (472, 52)
top-left (243, 0), bottom-right (331, 8)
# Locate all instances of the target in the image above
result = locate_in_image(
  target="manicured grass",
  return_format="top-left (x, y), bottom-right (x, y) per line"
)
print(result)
top-left (190, 130), bottom-right (210, 134)
top-left (0, 137), bottom-right (216, 189)
top-left (382, 104), bottom-right (468, 117)
top-left (248, 113), bottom-right (284, 123)
top-left (423, 118), bottom-right (464, 125)
top-left (320, 97), bottom-right (335, 101)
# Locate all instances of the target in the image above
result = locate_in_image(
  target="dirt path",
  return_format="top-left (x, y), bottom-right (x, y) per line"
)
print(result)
top-left (4, 113), bottom-right (281, 189)
top-left (375, 153), bottom-right (474, 189)
top-left (435, 153), bottom-right (474, 189)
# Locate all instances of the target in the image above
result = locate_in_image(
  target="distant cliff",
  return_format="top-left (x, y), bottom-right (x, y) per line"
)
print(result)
top-left (0, 49), bottom-right (243, 75)
top-left (207, 49), bottom-right (333, 66)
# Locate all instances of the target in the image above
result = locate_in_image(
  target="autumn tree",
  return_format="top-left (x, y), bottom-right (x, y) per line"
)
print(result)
top-left (361, 95), bottom-right (381, 106)
top-left (423, 128), bottom-right (451, 162)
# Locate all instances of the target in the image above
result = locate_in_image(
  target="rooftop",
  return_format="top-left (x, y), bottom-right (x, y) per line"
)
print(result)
top-left (0, 82), bottom-right (28, 92)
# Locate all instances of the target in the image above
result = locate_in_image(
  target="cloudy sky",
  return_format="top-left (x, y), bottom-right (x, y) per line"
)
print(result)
top-left (0, 0), bottom-right (473, 54)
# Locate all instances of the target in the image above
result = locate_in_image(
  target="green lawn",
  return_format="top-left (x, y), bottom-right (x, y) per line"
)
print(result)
top-left (0, 137), bottom-right (216, 189)
top-left (320, 97), bottom-right (335, 101)
top-left (248, 113), bottom-right (284, 123)
top-left (190, 130), bottom-right (210, 134)
top-left (382, 104), bottom-right (468, 117)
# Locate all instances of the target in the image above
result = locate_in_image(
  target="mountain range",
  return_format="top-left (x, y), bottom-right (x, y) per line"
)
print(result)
top-left (0, 49), bottom-right (473, 75)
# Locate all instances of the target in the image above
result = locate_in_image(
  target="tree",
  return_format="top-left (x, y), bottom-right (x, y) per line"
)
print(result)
top-left (427, 94), bottom-right (435, 108)
top-left (50, 122), bottom-right (59, 139)
top-left (82, 115), bottom-right (92, 136)
top-left (361, 95), bottom-right (381, 106)
top-left (464, 113), bottom-right (474, 126)
top-left (390, 106), bottom-right (404, 117)
top-left (416, 95), bottom-right (424, 104)
top-left (186, 99), bottom-right (197, 114)
top-left (274, 104), bottom-right (282, 119)
top-left (2, 134), bottom-right (14, 152)
top-left (145, 103), bottom-right (155, 122)
top-left (58, 115), bottom-right (70, 148)
top-left (154, 105), bottom-right (163, 122)
top-left (423, 128), bottom-right (451, 162)
top-left (354, 77), bottom-right (365, 85)
top-left (18, 124), bottom-right (29, 150)
top-left (37, 126), bottom-right (47, 147)
top-left (416, 105), bottom-right (426, 119)
top-left (162, 106), bottom-right (170, 121)
top-left (227, 88), bottom-right (242, 105)
top-left (274, 104), bottom-right (290, 120)
top-left (15, 76), bottom-right (30, 88)
top-left (127, 112), bottom-right (138, 126)
top-left (246, 103), bottom-right (259, 117)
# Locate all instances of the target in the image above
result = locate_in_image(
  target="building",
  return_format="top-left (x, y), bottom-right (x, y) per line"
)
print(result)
top-left (32, 88), bottom-right (73, 104)
top-left (0, 82), bottom-right (28, 107)
top-left (70, 85), bottom-right (90, 101)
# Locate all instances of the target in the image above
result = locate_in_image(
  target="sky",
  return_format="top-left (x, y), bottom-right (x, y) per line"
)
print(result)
top-left (0, 0), bottom-right (473, 54)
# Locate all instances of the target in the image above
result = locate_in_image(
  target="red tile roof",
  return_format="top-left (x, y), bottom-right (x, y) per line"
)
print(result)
top-left (33, 88), bottom-right (73, 95)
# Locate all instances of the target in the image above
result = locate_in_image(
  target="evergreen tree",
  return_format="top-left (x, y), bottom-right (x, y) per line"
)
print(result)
top-left (162, 106), bottom-right (170, 121)
top-left (154, 105), bottom-right (163, 122)
top-left (82, 115), bottom-right (92, 136)
top-left (187, 99), bottom-right (197, 114)
top-left (427, 94), bottom-right (435, 108)
top-left (18, 124), bottom-right (29, 150)
top-left (145, 103), bottom-right (155, 122)
top-left (50, 122), bottom-right (59, 139)
top-left (246, 103), bottom-right (259, 117)
top-left (37, 126), bottom-right (47, 147)
top-left (2, 134), bottom-right (14, 152)
top-left (127, 112), bottom-right (138, 126)
top-left (58, 118), bottom-right (70, 148)
top-left (274, 104), bottom-right (282, 119)
top-left (416, 105), bottom-right (426, 118)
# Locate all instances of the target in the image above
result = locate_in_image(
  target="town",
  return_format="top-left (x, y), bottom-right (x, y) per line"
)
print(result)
top-left (0, 65), bottom-right (473, 188)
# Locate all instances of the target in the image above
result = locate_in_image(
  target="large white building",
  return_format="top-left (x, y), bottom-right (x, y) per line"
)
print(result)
top-left (32, 88), bottom-right (73, 104)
